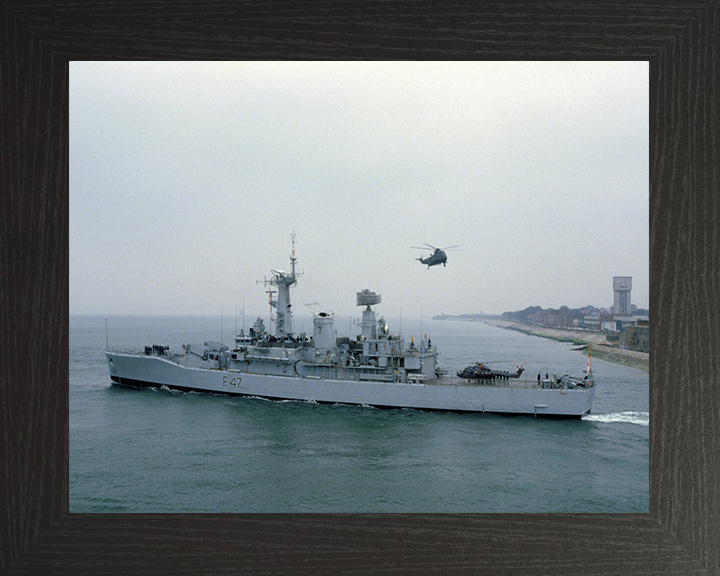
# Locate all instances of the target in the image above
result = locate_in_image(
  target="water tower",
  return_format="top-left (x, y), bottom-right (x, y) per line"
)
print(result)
top-left (613, 276), bottom-right (632, 315)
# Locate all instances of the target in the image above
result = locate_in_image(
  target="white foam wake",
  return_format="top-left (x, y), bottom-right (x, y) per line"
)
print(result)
top-left (584, 411), bottom-right (649, 426)
top-left (158, 384), bottom-right (181, 394)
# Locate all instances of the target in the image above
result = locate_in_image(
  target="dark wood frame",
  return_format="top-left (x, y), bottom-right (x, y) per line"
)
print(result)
top-left (2, 2), bottom-right (718, 574)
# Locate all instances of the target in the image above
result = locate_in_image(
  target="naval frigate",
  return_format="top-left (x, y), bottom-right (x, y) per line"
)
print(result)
top-left (106, 238), bottom-right (595, 418)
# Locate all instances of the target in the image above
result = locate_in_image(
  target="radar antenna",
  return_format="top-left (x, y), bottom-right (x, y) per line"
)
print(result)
top-left (304, 300), bottom-right (322, 315)
top-left (357, 289), bottom-right (382, 340)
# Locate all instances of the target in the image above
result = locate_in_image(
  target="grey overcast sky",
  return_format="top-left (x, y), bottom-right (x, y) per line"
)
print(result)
top-left (70, 61), bottom-right (648, 319)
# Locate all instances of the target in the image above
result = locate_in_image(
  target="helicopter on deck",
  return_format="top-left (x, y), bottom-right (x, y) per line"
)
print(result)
top-left (457, 363), bottom-right (525, 380)
top-left (411, 244), bottom-right (460, 268)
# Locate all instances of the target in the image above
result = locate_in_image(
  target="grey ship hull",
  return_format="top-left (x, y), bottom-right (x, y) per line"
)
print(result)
top-left (107, 352), bottom-right (595, 418)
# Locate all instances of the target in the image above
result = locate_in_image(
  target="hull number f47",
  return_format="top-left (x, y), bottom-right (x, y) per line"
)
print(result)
top-left (222, 376), bottom-right (242, 389)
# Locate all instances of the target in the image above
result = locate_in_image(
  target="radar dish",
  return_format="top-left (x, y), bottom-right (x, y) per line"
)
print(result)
top-left (356, 289), bottom-right (382, 307)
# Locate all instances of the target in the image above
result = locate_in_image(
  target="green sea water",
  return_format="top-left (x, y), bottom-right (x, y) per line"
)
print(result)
top-left (70, 315), bottom-right (648, 513)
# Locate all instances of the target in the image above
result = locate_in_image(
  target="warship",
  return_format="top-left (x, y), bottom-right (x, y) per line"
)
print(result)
top-left (106, 239), bottom-right (595, 418)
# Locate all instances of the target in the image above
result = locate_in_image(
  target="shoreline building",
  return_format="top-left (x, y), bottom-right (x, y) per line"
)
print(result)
top-left (612, 276), bottom-right (632, 316)
top-left (621, 321), bottom-right (649, 352)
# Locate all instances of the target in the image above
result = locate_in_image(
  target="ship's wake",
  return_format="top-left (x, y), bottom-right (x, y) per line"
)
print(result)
top-left (158, 385), bottom-right (181, 394)
top-left (584, 411), bottom-right (649, 426)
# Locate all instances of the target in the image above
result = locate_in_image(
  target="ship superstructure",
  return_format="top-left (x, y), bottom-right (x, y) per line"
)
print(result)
top-left (258, 233), bottom-right (299, 338)
top-left (106, 239), bottom-right (595, 418)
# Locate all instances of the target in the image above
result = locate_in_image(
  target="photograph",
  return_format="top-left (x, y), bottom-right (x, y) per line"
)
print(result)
top-left (69, 61), bottom-right (649, 513)
top-left (4, 3), bottom-right (719, 573)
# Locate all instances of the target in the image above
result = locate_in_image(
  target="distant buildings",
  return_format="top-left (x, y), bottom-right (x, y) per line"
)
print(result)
top-left (527, 308), bottom-right (579, 328)
top-left (620, 321), bottom-right (649, 353)
top-left (503, 276), bottom-right (649, 353)
top-left (581, 312), bottom-right (614, 331)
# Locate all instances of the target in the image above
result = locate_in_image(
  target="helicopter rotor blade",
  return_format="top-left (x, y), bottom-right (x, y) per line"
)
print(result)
top-left (423, 243), bottom-right (438, 250)
top-left (440, 245), bottom-right (460, 250)
top-left (410, 246), bottom-right (429, 250)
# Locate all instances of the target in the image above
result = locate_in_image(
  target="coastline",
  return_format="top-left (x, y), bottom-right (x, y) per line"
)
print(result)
top-left (470, 317), bottom-right (649, 373)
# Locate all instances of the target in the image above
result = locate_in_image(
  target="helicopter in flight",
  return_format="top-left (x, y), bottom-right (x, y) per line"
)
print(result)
top-left (411, 243), bottom-right (460, 268)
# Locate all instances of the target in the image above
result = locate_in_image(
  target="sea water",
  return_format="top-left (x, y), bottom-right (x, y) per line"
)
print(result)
top-left (70, 315), bottom-right (648, 513)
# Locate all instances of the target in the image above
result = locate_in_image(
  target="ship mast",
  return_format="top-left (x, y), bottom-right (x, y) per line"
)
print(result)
top-left (290, 231), bottom-right (297, 280)
top-left (259, 233), bottom-right (299, 338)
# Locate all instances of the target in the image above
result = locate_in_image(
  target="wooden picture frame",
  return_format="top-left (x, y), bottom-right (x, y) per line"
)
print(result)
top-left (2, 2), bottom-right (717, 573)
